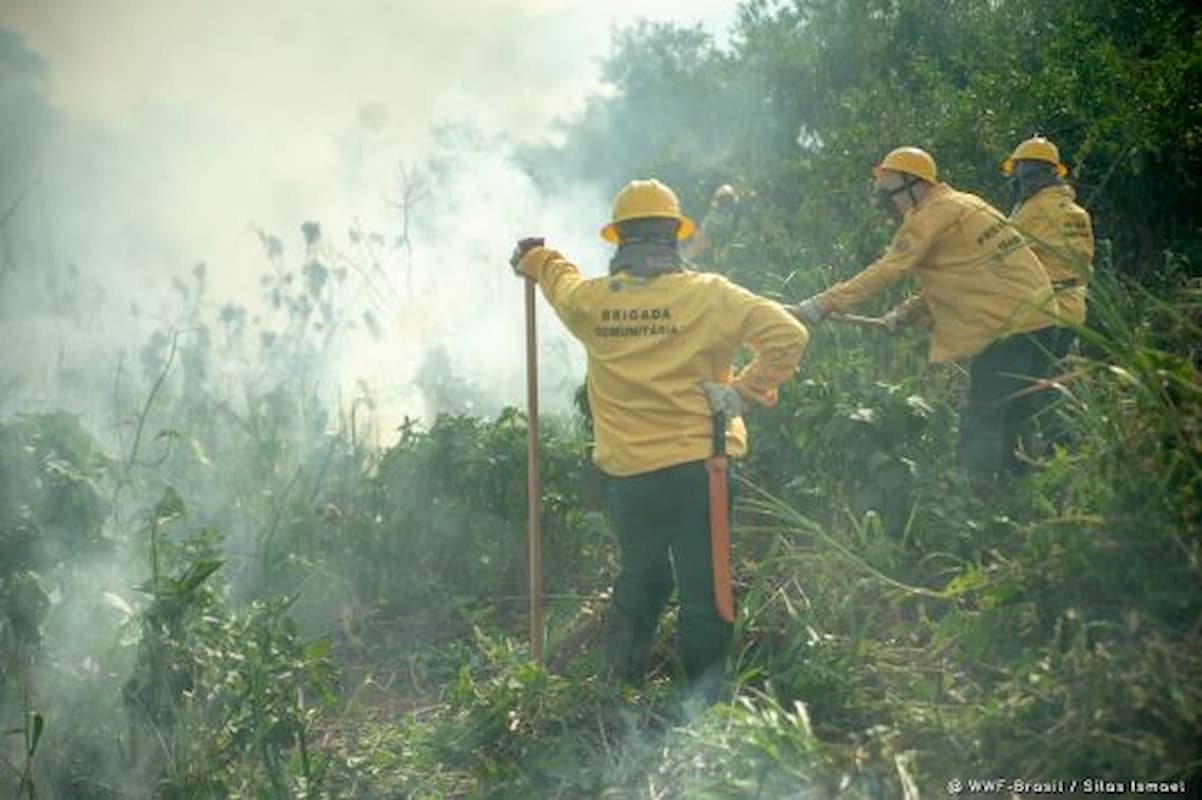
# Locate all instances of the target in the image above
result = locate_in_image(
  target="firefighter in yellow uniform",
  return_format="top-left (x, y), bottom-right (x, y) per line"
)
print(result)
top-left (788, 147), bottom-right (1059, 487)
top-left (683, 183), bottom-right (740, 265)
top-left (510, 179), bottom-right (807, 701)
top-left (1002, 135), bottom-right (1095, 359)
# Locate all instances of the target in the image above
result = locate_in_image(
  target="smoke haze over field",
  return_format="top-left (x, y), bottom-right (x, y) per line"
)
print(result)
top-left (0, 0), bottom-right (738, 433)
top-left (1, 9), bottom-right (746, 786)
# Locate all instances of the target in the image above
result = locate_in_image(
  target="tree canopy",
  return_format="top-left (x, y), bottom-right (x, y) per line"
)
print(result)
top-left (535, 0), bottom-right (1202, 288)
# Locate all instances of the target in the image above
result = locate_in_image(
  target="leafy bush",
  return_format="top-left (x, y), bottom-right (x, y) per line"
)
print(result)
top-left (119, 489), bottom-right (337, 799)
top-left (3, 1), bottom-right (1201, 795)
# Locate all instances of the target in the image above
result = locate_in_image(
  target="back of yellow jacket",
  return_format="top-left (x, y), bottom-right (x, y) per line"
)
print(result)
top-left (1010, 184), bottom-right (1094, 326)
top-left (821, 184), bottom-right (1058, 362)
top-left (518, 246), bottom-right (808, 477)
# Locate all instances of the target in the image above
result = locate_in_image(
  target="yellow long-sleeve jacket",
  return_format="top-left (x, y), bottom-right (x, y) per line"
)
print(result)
top-left (518, 246), bottom-right (808, 476)
top-left (819, 183), bottom-right (1058, 363)
top-left (1010, 184), bottom-right (1094, 326)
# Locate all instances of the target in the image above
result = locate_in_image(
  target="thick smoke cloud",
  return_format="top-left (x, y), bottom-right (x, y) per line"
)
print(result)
top-left (0, 1), bottom-right (737, 433)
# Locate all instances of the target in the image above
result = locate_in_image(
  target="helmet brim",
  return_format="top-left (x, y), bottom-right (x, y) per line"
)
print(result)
top-left (1002, 157), bottom-right (1069, 178)
top-left (873, 164), bottom-right (935, 183)
top-left (601, 214), bottom-right (696, 243)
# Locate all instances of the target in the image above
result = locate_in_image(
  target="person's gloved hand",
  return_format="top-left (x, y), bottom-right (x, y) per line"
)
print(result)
top-left (880, 306), bottom-right (907, 333)
top-left (510, 237), bottom-right (546, 278)
top-left (786, 295), bottom-right (828, 325)
top-left (700, 380), bottom-right (748, 418)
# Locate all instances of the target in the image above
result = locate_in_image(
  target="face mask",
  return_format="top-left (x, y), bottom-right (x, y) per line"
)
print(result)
top-left (870, 178), bottom-right (906, 223)
top-left (1010, 160), bottom-right (1061, 205)
top-left (1008, 174), bottom-right (1023, 207)
top-left (609, 217), bottom-right (684, 276)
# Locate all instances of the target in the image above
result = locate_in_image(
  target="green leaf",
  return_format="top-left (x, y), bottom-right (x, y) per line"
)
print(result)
top-left (905, 394), bottom-right (934, 417)
top-left (103, 590), bottom-right (135, 619)
top-left (154, 558), bottom-right (223, 598)
top-left (304, 639), bottom-right (332, 662)
top-left (28, 711), bottom-right (43, 757)
top-left (847, 407), bottom-right (878, 425)
top-left (153, 486), bottom-right (186, 524)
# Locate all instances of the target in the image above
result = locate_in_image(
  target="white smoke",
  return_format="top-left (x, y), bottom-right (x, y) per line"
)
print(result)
top-left (0, 0), bottom-right (737, 437)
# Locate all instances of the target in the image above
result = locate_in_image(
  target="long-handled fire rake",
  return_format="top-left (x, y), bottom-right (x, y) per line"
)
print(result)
top-left (828, 311), bottom-right (888, 329)
top-left (524, 277), bottom-right (544, 662)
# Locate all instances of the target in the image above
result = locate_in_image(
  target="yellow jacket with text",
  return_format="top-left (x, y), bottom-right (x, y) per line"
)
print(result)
top-left (1010, 184), bottom-right (1094, 326)
top-left (819, 183), bottom-right (1058, 363)
top-left (517, 246), bottom-right (807, 476)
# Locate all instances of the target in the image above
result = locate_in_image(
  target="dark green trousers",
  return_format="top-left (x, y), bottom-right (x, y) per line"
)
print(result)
top-left (1046, 325), bottom-right (1077, 364)
top-left (601, 459), bottom-right (733, 694)
top-left (958, 327), bottom-right (1059, 485)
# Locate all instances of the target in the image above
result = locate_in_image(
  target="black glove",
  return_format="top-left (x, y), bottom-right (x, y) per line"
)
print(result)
top-left (510, 237), bottom-right (545, 276)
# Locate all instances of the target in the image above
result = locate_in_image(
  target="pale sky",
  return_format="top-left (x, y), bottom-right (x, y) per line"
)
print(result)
top-left (0, 0), bottom-right (741, 427)
top-left (4, 0), bottom-right (738, 140)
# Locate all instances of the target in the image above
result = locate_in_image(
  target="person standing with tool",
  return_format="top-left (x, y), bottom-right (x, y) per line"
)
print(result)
top-left (509, 178), bottom-right (807, 703)
top-left (1002, 135), bottom-right (1095, 360)
top-left (786, 146), bottom-right (1059, 489)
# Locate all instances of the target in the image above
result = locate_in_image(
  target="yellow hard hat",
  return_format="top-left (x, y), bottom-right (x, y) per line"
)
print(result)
top-left (1001, 136), bottom-right (1068, 177)
top-left (873, 146), bottom-right (938, 183)
top-left (601, 179), bottom-right (696, 243)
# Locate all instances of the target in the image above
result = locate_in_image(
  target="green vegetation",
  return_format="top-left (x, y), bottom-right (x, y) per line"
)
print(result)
top-left (2, 0), bottom-right (1200, 796)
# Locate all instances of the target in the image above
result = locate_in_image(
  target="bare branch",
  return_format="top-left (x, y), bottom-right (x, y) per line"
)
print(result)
top-left (125, 330), bottom-right (181, 476)
top-left (0, 183), bottom-right (35, 277)
top-left (390, 162), bottom-right (430, 300)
